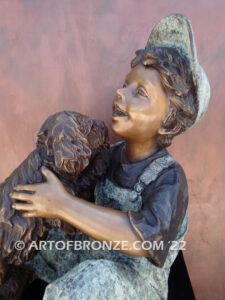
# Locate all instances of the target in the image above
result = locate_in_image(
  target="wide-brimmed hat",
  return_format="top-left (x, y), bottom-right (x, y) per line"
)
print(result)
top-left (145, 14), bottom-right (210, 129)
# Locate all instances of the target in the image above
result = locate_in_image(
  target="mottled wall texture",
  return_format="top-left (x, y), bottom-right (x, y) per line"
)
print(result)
top-left (0, 0), bottom-right (224, 299)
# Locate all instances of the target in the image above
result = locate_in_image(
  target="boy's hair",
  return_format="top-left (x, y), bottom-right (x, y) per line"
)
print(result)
top-left (131, 47), bottom-right (197, 148)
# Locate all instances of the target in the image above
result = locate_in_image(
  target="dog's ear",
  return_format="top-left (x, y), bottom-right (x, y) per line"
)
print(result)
top-left (38, 111), bottom-right (94, 175)
top-left (51, 117), bottom-right (92, 175)
top-left (36, 112), bottom-right (63, 150)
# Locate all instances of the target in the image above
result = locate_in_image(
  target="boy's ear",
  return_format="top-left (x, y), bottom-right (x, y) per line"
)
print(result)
top-left (158, 122), bottom-right (182, 136)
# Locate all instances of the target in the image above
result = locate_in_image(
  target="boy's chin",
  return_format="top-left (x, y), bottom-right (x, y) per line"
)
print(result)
top-left (111, 126), bottom-right (126, 139)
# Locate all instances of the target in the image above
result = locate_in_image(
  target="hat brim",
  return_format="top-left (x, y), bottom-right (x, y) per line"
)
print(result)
top-left (145, 14), bottom-right (210, 128)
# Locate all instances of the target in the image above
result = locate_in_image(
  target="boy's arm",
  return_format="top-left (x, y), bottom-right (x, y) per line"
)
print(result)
top-left (10, 167), bottom-right (148, 257)
top-left (128, 163), bottom-right (188, 267)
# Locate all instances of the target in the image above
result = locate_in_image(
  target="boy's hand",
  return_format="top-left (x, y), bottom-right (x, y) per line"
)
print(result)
top-left (10, 167), bottom-right (68, 219)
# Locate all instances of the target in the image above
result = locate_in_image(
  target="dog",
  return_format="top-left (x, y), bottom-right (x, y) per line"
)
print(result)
top-left (0, 111), bottom-right (109, 299)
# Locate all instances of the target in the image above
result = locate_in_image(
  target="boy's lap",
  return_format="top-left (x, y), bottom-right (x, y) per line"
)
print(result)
top-left (27, 228), bottom-right (177, 299)
top-left (43, 259), bottom-right (160, 300)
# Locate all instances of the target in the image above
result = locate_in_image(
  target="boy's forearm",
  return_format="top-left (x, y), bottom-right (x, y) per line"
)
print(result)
top-left (59, 193), bottom-right (147, 257)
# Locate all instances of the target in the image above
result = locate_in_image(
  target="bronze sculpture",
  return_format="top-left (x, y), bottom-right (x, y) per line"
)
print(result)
top-left (0, 111), bottom-right (109, 300)
top-left (8, 14), bottom-right (210, 300)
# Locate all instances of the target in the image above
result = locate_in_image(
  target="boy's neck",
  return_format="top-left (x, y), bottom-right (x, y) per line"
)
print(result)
top-left (125, 139), bottom-right (158, 162)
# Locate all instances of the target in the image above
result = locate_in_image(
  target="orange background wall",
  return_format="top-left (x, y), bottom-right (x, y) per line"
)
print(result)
top-left (0, 1), bottom-right (224, 299)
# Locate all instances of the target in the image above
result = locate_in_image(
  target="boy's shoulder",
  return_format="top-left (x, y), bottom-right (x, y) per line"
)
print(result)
top-left (136, 150), bottom-right (186, 188)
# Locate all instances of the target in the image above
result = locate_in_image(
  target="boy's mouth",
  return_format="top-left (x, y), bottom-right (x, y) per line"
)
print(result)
top-left (112, 103), bottom-right (128, 118)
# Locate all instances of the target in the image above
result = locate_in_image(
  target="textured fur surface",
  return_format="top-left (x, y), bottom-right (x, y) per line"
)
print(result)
top-left (0, 111), bottom-right (109, 299)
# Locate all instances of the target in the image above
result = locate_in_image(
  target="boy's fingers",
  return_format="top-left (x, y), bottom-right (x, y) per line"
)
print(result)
top-left (11, 203), bottom-right (34, 211)
top-left (14, 184), bottom-right (37, 192)
top-left (10, 192), bottom-right (34, 202)
top-left (22, 211), bottom-right (38, 218)
top-left (41, 166), bottom-right (57, 181)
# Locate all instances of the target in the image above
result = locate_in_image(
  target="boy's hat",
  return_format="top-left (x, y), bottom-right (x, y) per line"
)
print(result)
top-left (145, 14), bottom-right (210, 129)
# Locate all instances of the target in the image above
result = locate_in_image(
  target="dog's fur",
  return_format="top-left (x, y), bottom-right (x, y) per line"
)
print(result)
top-left (0, 111), bottom-right (109, 299)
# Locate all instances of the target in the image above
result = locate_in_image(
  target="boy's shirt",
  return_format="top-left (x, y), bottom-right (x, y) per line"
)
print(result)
top-left (105, 141), bottom-right (188, 267)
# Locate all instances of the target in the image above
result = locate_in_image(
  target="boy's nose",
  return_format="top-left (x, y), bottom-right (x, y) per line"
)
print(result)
top-left (116, 89), bottom-right (126, 101)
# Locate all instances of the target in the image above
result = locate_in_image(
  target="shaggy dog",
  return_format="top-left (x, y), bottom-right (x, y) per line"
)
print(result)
top-left (0, 111), bottom-right (109, 299)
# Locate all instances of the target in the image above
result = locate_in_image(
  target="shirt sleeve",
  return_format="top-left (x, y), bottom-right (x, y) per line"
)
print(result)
top-left (128, 163), bottom-right (188, 267)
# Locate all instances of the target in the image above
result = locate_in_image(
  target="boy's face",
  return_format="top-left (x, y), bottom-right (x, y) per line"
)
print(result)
top-left (112, 63), bottom-right (169, 142)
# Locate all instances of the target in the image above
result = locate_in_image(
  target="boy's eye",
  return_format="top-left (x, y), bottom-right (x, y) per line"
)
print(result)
top-left (137, 87), bottom-right (148, 97)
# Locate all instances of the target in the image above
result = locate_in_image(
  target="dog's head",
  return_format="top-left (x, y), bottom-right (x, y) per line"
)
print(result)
top-left (37, 111), bottom-right (109, 176)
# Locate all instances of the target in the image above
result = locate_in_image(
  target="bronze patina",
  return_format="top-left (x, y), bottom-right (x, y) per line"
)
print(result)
top-left (0, 111), bottom-right (109, 300)
top-left (7, 14), bottom-right (210, 300)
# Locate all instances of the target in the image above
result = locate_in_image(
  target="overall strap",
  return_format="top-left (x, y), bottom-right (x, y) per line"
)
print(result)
top-left (134, 155), bottom-right (175, 194)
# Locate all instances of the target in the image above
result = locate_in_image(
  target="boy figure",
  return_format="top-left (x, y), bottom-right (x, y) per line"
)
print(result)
top-left (11, 14), bottom-right (210, 299)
